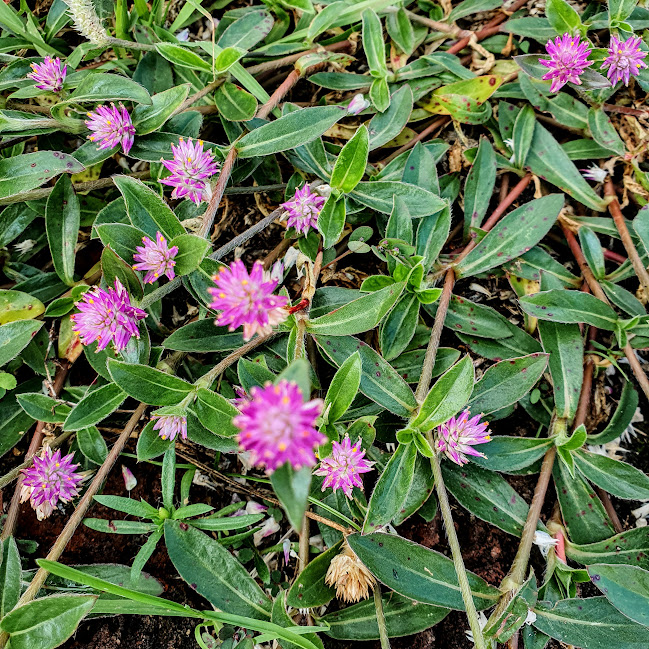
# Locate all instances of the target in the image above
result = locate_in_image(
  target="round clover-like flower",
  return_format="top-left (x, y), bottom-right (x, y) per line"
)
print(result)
top-left (539, 33), bottom-right (593, 93)
top-left (85, 103), bottom-right (135, 155)
top-left (208, 260), bottom-right (288, 341)
top-left (160, 137), bottom-right (220, 205)
top-left (325, 540), bottom-right (375, 603)
top-left (28, 56), bottom-right (67, 92)
top-left (314, 436), bottom-right (374, 498)
top-left (601, 35), bottom-right (648, 86)
top-left (20, 447), bottom-right (83, 520)
top-left (435, 409), bottom-right (491, 466)
top-left (133, 231), bottom-right (179, 284)
top-left (280, 184), bottom-right (326, 236)
top-left (71, 278), bottom-right (146, 352)
top-left (152, 414), bottom-right (187, 442)
top-left (234, 380), bottom-right (325, 472)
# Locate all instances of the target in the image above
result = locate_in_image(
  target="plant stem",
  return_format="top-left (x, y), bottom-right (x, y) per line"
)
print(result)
top-left (373, 586), bottom-right (391, 649)
top-left (604, 178), bottom-right (649, 298)
top-left (430, 453), bottom-right (486, 649)
top-left (199, 145), bottom-right (240, 239)
top-left (172, 78), bottom-right (224, 118)
top-left (109, 37), bottom-right (156, 51)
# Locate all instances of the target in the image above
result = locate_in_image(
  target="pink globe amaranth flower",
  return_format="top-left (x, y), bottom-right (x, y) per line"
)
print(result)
top-left (85, 103), bottom-right (135, 155)
top-left (314, 436), bottom-right (374, 498)
top-left (160, 137), bottom-right (220, 205)
top-left (208, 260), bottom-right (288, 341)
top-left (346, 94), bottom-right (370, 115)
top-left (152, 414), bottom-right (187, 442)
top-left (20, 447), bottom-right (83, 520)
top-left (539, 33), bottom-right (593, 93)
top-left (28, 56), bottom-right (67, 92)
top-left (435, 410), bottom-right (491, 466)
top-left (280, 184), bottom-right (326, 236)
top-left (71, 278), bottom-right (146, 353)
top-left (132, 231), bottom-right (179, 284)
top-left (601, 36), bottom-right (648, 86)
top-left (234, 380), bottom-right (325, 472)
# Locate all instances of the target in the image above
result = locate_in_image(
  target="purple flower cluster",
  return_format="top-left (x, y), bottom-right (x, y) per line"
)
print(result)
top-left (208, 260), bottom-right (288, 341)
top-left (234, 380), bottom-right (325, 472)
top-left (315, 436), bottom-right (374, 498)
top-left (601, 36), bottom-right (647, 86)
top-left (152, 414), bottom-right (187, 442)
top-left (86, 103), bottom-right (135, 155)
top-left (436, 410), bottom-right (491, 466)
top-left (161, 137), bottom-right (220, 205)
top-left (133, 231), bottom-right (179, 284)
top-left (71, 278), bottom-right (146, 352)
top-left (20, 448), bottom-right (83, 520)
top-left (540, 33), bottom-right (593, 92)
top-left (280, 184), bottom-right (326, 236)
top-left (28, 56), bottom-right (67, 92)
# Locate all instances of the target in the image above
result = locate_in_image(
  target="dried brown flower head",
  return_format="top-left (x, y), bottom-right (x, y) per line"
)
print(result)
top-left (325, 540), bottom-right (375, 603)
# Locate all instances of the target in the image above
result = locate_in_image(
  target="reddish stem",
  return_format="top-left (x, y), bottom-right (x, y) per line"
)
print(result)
top-left (603, 249), bottom-right (626, 264)
top-left (256, 69), bottom-right (301, 120)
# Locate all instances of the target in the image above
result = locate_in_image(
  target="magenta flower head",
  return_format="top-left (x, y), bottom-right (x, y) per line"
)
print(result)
top-left (85, 103), bottom-right (135, 155)
top-left (208, 260), bottom-right (288, 341)
top-left (71, 278), bottom-right (146, 352)
top-left (20, 447), bottom-right (83, 520)
top-left (435, 410), bottom-right (491, 466)
top-left (280, 184), bottom-right (326, 236)
top-left (160, 137), bottom-right (220, 205)
top-left (28, 56), bottom-right (67, 92)
top-left (601, 36), bottom-right (648, 86)
top-left (152, 414), bottom-right (187, 442)
top-left (539, 33), bottom-right (593, 92)
top-left (133, 231), bottom-right (179, 284)
top-left (234, 380), bottom-right (325, 472)
top-left (314, 436), bottom-right (374, 498)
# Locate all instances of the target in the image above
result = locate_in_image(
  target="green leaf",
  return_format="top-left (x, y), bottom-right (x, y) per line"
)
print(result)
top-left (96, 223), bottom-right (148, 264)
top-left (526, 123), bottom-right (607, 211)
top-left (163, 321), bottom-right (242, 353)
top-left (0, 595), bottom-right (96, 649)
top-left (320, 592), bottom-right (449, 640)
top-left (0, 537), bottom-right (21, 617)
top-left (132, 84), bottom-right (190, 135)
top-left (190, 513), bottom-right (264, 532)
top-left (76, 426), bottom-right (108, 464)
top-left (155, 43), bottom-right (212, 73)
top-left (579, 226), bottom-right (606, 279)
top-left (317, 196), bottom-right (346, 250)
top-left (271, 590), bottom-right (324, 649)
top-left (609, 0), bottom-right (638, 21)
top-left (108, 359), bottom-right (194, 406)
top-left (0, 151), bottom-right (84, 200)
top-left (368, 85), bottom-right (413, 150)
top-left (586, 381), bottom-right (638, 445)
top-left (324, 352), bottom-right (361, 423)
top-left (363, 442), bottom-right (417, 533)
top-left (386, 7), bottom-right (414, 53)
top-left (350, 181), bottom-right (446, 217)
top-left (307, 282), bottom-right (404, 336)
top-left (190, 387), bottom-right (239, 437)
top-left (45, 175), bottom-right (79, 286)
top-left (362, 9), bottom-right (387, 77)
top-left (511, 104), bottom-right (536, 168)
top-left (287, 541), bottom-right (341, 609)
top-left (538, 321), bottom-right (583, 421)
top-left (331, 125), bottom-right (369, 193)
top-left (464, 137), bottom-right (496, 235)
top-left (532, 597), bottom-right (648, 649)
top-left (216, 9), bottom-right (274, 50)
top-left (237, 106), bottom-right (345, 158)
top-left (315, 335), bottom-right (417, 417)
top-left (0, 290), bottom-right (44, 324)
top-left (587, 108), bottom-right (625, 156)
top-left (575, 450), bottom-right (649, 500)
top-left (566, 527), bottom-right (649, 570)
top-left (271, 463), bottom-right (312, 531)
top-left (164, 519), bottom-right (272, 618)
top-left (63, 383), bottom-right (127, 431)
top-left (101, 246), bottom-right (143, 301)
top-left (473, 436), bottom-right (553, 473)
top-left (379, 293), bottom-right (420, 361)
top-left (520, 290), bottom-right (619, 330)
top-left (68, 73), bottom-right (151, 105)
top-left (554, 459), bottom-right (616, 544)
top-left (17, 393), bottom-right (70, 423)
top-left (169, 233), bottom-right (210, 276)
top-left (347, 533), bottom-right (500, 610)
top-left (588, 564), bottom-right (649, 628)
top-left (113, 176), bottom-right (185, 240)
top-left (545, 0), bottom-right (582, 34)
top-left (412, 356), bottom-right (474, 431)
top-left (455, 194), bottom-right (564, 278)
top-left (443, 463), bottom-right (533, 537)
top-left (393, 453), bottom-right (436, 525)
top-left (214, 82), bottom-right (257, 122)
top-left (467, 353), bottom-right (548, 415)
top-left (84, 519), bottom-right (158, 535)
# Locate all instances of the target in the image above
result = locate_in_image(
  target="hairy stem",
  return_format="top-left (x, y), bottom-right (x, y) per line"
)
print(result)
top-left (199, 145), bottom-right (240, 239)
top-left (373, 586), bottom-right (391, 649)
